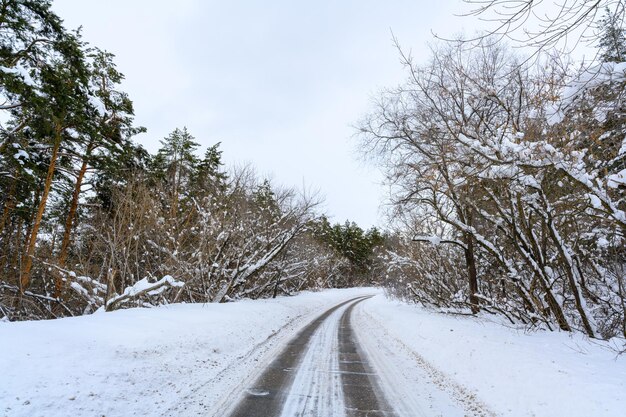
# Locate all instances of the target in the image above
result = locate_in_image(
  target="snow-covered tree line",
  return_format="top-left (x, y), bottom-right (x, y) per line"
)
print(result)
top-left (0, 1), bottom-right (385, 320)
top-left (360, 23), bottom-right (626, 339)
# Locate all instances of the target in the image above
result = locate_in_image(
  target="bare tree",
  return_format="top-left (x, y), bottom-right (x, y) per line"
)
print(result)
top-left (461, 0), bottom-right (625, 54)
top-left (361, 37), bottom-right (625, 338)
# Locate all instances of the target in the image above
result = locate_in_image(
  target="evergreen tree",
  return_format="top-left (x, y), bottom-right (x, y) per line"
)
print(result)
top-left (193, 142), bottom-right (227, 196)
top-left (313, 218), bottom-right (386, 281)
top-left (0, 1), bottom-right (89, 289)
top-left (598, 8), bottom-right (626, 62)
top-left (0, 0), bottom-right (67, 139)
top-left (92, 141), bottom-right (149, 211)
top-left (152, 127), bottom-right (200, 216)
top-left (17, 31), bottom-right (92, 291)
top-left (54, 48), bottom-right (145, 295)
top-left (254, 179), bottom-right (280, 219)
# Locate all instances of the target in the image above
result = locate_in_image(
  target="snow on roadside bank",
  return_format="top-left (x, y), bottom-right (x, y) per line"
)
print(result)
top-left (0, 288), bottom-right (375, 417)
top-left (357, 295), bottom-right (626, 417)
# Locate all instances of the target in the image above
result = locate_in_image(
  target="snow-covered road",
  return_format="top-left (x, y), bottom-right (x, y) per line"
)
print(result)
top-left (225, 296), bottom-right (484, 417)
top-left (227, 297), bottom-right (364, 417)
top-left (227, 296), bottom-right (396, 417)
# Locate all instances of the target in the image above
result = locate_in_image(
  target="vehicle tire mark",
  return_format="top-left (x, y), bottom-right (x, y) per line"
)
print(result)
top-left (338, 299), bottom-right (398, 417)
top-left (226, 296), bottom-right (371, 417)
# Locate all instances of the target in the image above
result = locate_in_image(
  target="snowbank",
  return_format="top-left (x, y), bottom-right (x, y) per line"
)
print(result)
top-left (0, 288), bottom-right (373, 417)
top-left (358, 295), bottom-right (626, 417)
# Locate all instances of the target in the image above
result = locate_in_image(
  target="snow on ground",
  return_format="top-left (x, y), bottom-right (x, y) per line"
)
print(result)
top-left (2, 289), bottom-right (624, 417)
top-left (356, 294), bottom-right (626, 417)
top-left (0, 288), bottom-right (372, 417)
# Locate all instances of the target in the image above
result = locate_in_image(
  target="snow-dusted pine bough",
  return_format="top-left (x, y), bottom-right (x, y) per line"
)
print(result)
top-left (361, 37), bottom-right (626, 340)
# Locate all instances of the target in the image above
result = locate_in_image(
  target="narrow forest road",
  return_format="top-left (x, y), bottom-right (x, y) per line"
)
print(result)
top-left (220, 295), bottom-right (494, 417)
top-left (226, 296), bottom-right (396, 417)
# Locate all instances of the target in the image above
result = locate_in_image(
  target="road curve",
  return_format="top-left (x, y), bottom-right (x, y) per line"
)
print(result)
top-left (226, 296), bottom-right (395, 417)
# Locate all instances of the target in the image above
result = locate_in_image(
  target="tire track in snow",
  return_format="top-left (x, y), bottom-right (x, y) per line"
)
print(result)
top-left (226, 296), bottom-right (370, 417)
top-left (224, 294), bottom-right (488, 417)
top-left (278, 305), bottom-right (347, 417)
top-left (338, 300), bottom-right (397, 417)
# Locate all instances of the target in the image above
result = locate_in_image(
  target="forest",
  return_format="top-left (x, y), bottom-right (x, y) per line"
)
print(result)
top-left (0, 1), bottom-right (383, 320)
top-left (1, 0), bottom-right (625, 343)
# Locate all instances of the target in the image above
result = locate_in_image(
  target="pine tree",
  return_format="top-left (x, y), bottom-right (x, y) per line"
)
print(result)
top-left (92, 141), bottom-right (149, 211)
top-left (0, 1), bottom-right (88, 290)
top-left (0, 0), bottom-right (67, 134)
top-left (18, 31), bottom-right (93, 292)
top-left (598, 8), bottom-right (626, 62)
top-left (193, 142), bottom-right (228, 197)
top-left (254, 179), bottom-right (280, 219)
top-left (313, 219), bottom-right (386, 283)
top-left (152, 127), bottom-right (200, 216)
top-left (54, 48), bottom-right (144, 296)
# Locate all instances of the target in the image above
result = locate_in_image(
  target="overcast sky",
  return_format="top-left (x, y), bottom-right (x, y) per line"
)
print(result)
top-left (52, 0), bottom-right (477, 228)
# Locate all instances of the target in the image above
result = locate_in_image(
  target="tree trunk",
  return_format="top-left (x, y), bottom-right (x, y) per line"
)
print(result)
top-left (20, 128), bottom-right (62, 292)
top-left (547, 219), bottom-right (596, 337)
top-left (464, 233), bottom-right (480, 314)
top-left (616, 268), bottom-right (626, 339)
top-left (170, 159), bottom-right (179, 219)
top-left (55, 154), bottom-right (89, 297)
top-left (272, 270), bottom-right (283, 299)
top-left (0, 172), bottom-right (18, 273)
top-left (539, 192), bottom-right (595, 337)
top-left (5, 217), bottom-right (23, 287)
top-left (0, 171), bottom-right (18, 239)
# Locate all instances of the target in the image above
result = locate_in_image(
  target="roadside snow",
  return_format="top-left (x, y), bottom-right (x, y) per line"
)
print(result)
top-left (0, 288), bottom-right (372, 417)
top-left (357, 295), bottom-right (626, 417)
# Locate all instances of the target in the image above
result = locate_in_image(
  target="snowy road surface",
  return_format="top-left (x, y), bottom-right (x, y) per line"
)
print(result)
top-left (225, 296), bottom-right (477, 417)
top-left (227, 296), bottom-right (394, 417)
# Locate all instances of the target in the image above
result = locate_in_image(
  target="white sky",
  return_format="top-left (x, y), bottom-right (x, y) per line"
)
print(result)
top-left (52, 0), bottom-right (478, 228)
